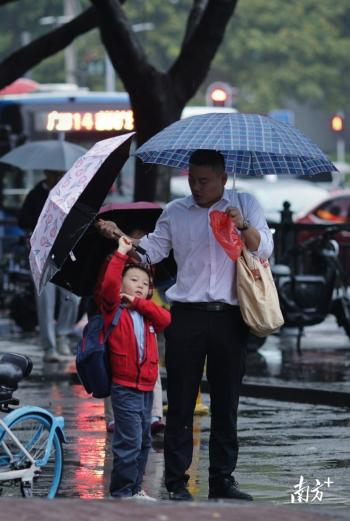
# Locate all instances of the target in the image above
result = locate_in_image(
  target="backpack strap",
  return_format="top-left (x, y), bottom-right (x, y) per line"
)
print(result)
top-left (105, 306), bottom-right (123, 342)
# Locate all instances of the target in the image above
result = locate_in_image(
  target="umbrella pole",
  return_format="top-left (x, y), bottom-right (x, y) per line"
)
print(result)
top-left (233, 170), bottom-right (236, 191)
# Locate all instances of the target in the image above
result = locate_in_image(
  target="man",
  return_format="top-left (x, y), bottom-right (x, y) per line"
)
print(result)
top-left (18, 170), bottom-right (80, 363)
top-left (97, 150), bottom-right (273, 501)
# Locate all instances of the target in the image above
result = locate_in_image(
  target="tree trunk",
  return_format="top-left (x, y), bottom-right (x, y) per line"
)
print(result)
top-left (0, 0), bottom-right (238, 201)
top-left (92, 0), bottom-right (238, 202)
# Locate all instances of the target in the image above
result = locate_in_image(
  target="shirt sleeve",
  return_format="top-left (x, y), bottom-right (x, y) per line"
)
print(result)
top-left (138, 207), bottom-right (173, 263)
top-left (243, 193), bottom-right (274, 259)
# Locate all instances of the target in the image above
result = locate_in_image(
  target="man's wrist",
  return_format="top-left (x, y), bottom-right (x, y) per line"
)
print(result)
top-left (237, 219), bottom-right (250, 231)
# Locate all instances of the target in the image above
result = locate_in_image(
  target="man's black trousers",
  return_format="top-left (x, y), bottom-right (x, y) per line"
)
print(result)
top-left (164, 304), bottom-right (249, 490)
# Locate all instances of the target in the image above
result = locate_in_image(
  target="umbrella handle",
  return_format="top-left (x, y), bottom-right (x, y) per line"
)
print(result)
top-left (134, 244), bottom-right (147, 255)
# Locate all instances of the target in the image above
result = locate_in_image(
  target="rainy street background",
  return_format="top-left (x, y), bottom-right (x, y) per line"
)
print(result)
top-left (1, 314), bottom-right (349, 517)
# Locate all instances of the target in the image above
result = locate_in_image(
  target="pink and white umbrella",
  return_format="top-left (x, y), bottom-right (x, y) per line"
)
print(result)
top-left (29, 132), bottom-right (135, 293)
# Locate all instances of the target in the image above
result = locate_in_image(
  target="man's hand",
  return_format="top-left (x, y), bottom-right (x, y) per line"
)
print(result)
top-left (120, 292), bottom-right (135, 307)
top-left (95, 219), bottom-right (124, 241)
top-left (225, 207), bottom-right (244, 229)
top-left (95, 219), bottom-right (141, 260)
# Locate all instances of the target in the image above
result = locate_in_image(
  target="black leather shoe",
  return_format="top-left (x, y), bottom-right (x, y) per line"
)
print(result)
top-left (208, 477), bottom-right (253, 501)
top-left (168, 486), bottom-right (193, 501)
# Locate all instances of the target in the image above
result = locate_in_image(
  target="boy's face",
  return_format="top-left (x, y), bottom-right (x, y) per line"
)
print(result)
top-left (122, 267), bottom-right (150, 299)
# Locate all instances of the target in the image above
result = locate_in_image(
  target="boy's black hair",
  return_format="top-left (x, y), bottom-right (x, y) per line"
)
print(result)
top-left (122, 263), bottom-right (152, 280)
top-left (189, 149), bottom-right (225, 174)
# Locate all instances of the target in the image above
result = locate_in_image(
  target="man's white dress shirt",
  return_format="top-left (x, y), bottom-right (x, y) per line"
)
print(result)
top-left (139, 189), bottom-right (274, 305)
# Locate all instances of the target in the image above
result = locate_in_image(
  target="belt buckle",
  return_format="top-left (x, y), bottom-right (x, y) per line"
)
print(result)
top-left (209, 302), bottom-right (222, 311)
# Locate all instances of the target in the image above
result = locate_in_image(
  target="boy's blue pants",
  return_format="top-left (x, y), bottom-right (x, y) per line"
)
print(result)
top-left (110, 383), bottom-right (153, 497)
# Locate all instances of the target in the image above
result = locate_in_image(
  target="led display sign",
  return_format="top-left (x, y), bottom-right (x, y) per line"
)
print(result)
top-left (34, 109), bottom-right (134, 132)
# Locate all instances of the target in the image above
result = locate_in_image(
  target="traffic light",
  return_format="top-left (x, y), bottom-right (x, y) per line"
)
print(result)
top-left (331, 113), bottom-right (345, 133)
top-left (210, 87), bottom-right (229, 106)
top-left (206, 82), bottom-right (233, 107)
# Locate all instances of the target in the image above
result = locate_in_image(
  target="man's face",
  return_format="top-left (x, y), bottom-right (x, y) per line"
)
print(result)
top-left (188, 164), bottom-right (227, 208)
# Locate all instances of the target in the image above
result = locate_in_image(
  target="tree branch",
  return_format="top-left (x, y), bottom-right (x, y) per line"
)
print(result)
top-left (0, 7), bottom-right (97, 89)
top-left (169, 0), bottom-right (238, 103)
top-left (0, 0), bottom-right (18, 6)
top-left (90, 0), bottom-right (159, 98)
top-left (182, 0), bottom-right (208, 48)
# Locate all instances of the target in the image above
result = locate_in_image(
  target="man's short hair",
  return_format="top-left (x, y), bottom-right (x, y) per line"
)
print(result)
top-left (189, 149), bottom-right (225, 175)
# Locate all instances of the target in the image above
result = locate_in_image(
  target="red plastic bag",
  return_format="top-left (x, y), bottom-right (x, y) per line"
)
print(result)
top-left (209, 210), bottom-right (243, 261)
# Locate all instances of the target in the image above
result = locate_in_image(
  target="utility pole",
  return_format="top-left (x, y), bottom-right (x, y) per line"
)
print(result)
top-left (63, 0), bottom-right (79, 85)
top-left (40, 1), bottom-right (81, 85)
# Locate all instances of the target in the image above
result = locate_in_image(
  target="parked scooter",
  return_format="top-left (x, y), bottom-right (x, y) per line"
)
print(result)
top-left (270, 225), bottom-right (350, 353)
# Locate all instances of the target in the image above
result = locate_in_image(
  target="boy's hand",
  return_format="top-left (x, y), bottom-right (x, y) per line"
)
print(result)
top-left (120, 292), bottom-right (135, 307)
top-left (118, 235), bottom-right (133, 255)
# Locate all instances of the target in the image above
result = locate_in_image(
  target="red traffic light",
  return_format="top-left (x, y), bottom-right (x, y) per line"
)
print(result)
top-left (331, 114), bottom-right (344, 132)
top-left (210, 88), bottom-right (228, 104)
top-left (206, 82), bottom-right (233, 107)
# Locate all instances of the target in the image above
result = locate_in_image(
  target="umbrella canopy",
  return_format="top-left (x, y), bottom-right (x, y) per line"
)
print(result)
top-left (135, 113), bottom-right (337, 176)
top-left (29, 132), bottom-right (135, 294)
top-left (0, 140), bottom-right (87, 171)
top-left (50, 201), bottom-right (175, 296)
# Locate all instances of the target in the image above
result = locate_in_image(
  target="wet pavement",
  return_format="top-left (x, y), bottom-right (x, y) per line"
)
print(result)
top-left (0, 314), bottom-right (350, 518)
top-left (4, 378), bottom-right (350, 516)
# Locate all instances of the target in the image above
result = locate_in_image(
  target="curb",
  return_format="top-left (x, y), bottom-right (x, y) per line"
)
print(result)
top-left (159, 372), bottom-right (350, 408)
top-left (26, 368), bottom-right (350, 408)
top-left (2, 340), bottom-right (349, 407)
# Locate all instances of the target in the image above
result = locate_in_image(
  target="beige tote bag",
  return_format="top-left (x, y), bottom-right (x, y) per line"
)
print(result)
top-left (234, 192), bottom-right (284, 337)
top-left (236, 247), bottom-right (284, 337)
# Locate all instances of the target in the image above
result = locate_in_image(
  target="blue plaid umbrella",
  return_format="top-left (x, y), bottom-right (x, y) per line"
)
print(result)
top-left (135, 113), bottom-right (337, 176)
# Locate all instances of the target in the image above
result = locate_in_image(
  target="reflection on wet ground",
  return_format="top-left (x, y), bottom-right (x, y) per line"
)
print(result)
top-left (245, 318), bottom-right (350, 392)
top-left (12, 381), bottom-right (350, 508)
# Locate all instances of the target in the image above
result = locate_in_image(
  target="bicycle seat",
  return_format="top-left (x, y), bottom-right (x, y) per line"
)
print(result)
top-left (0, 353), bottom-right (33, 390)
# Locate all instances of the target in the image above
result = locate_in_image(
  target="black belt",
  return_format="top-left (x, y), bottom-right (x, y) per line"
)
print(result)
top-left (172, 301), bottom-right (236, 312)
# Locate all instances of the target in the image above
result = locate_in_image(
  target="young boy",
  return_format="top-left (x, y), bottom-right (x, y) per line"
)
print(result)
top-left (95, 236), bottom-right (171, 500)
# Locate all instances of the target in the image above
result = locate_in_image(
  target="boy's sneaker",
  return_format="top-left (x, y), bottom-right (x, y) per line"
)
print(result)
top-left (132, 490), bottom-right (157, 501)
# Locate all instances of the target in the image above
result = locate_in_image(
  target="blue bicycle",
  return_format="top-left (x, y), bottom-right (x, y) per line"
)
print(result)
top-left (0, 353), bottom-right (65, 498)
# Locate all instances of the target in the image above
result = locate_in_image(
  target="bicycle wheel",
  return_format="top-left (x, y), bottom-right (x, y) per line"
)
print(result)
top-left (0, 413), bottom-right (63, 498)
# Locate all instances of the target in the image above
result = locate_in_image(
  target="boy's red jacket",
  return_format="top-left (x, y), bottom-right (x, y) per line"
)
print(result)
top-left (95, 251), bottom-right (171, 391)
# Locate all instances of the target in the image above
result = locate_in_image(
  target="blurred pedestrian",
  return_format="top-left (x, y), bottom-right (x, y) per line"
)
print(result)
top-left (18, 170), bottom-right (80, 362)
top-left (97, 149), bottom-right (273, 501)
top-left (95, 235), bottom-right (171, 499)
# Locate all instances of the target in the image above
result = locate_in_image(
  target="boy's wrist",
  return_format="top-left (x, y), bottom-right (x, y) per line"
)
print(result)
top-left (115, 249), bottom-right (129, 259)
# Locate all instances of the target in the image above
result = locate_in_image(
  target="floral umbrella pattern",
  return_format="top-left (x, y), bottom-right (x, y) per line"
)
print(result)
top-left (29, 132), bottom-right (135, 293)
